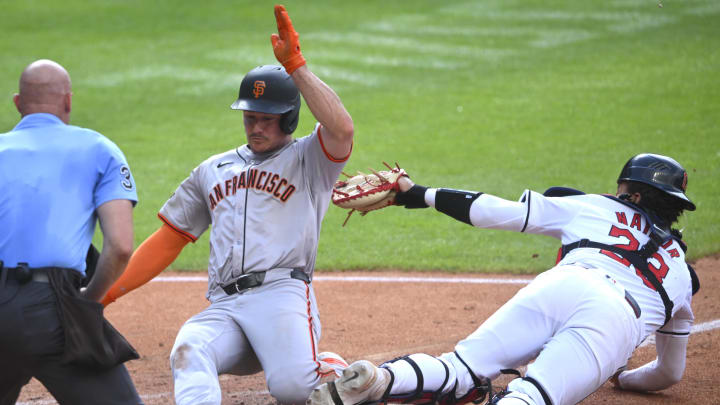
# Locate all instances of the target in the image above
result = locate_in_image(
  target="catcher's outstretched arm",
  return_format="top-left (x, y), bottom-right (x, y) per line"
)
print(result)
top-left (101, 224), bottom-right (190, 307)
top-left (433, 189), bottom-right (527, 230)
top-left (397, 180), bottom-right (528, 231)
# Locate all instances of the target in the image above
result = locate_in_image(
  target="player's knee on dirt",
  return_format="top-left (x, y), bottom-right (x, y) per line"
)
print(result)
top-left (170, 343), bottom-right (224, 405)
top-left (170, 343), bottom-right (193, 371)
top-left (265, 368), bottom-right (316, 404)
top-left (170, 341), bottom-right (216, 374)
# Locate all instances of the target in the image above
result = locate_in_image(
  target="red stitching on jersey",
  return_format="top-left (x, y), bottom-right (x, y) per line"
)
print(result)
top-left (318, 125), bottom-right (352, 163)
top-left (157, 213), bottom-right (197, 242)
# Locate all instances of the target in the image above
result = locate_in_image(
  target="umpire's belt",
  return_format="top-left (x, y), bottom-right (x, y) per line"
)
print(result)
top-left (222, 268), bottom-right (310, 296)
top-left (0, 263), bottom-right (60, 284)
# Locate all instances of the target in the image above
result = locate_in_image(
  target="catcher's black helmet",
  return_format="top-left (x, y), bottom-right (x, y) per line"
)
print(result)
top-left (230, 65), bottom-right (301, 134)
top-left (617, 153), bottom-right (695, 211)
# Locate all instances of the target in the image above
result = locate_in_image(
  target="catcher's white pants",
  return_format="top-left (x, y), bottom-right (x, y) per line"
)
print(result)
top-left (457, 265), bottom-right (642, 405)
top-left (380, 266), bottom-right (642, 404)
top-left (170, 277), bottom-right (324, 405)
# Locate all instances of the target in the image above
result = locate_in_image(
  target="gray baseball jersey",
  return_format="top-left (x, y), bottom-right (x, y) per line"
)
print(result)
top-left (159, 124), bottom-right (347, 298)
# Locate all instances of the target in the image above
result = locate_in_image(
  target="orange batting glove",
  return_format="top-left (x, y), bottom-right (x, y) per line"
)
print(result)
top-left (271, 5), bottom-right (306, 74)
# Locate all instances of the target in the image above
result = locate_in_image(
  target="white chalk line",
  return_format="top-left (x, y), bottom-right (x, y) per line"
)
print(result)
top-left (153, 274), bottom-right (534, 284)
top-left (639, 318), bottom-right (720, 348)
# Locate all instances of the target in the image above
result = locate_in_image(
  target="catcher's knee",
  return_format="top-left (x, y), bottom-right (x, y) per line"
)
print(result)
top-left (379, 352), bottom-right (491, 404)
top-left (489, 376), bottom-right (550, 405)
top-left (488, 390), bottom-right (536, 405)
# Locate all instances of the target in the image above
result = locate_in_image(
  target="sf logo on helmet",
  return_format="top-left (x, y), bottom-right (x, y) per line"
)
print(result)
top-left (253, 80), bottom-right (266, 98)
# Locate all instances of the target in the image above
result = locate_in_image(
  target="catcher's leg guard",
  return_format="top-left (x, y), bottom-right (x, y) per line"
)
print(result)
top-left (443, 351), bottom-right (492, 405)
top-left (379, 352), bottom-right (491, 405)
top-left (379, 354), bottom-right (446, 403)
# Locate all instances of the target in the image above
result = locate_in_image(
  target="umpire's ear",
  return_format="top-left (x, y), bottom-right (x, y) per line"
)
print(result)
top-left (83, 244), bottom-right (101, 287)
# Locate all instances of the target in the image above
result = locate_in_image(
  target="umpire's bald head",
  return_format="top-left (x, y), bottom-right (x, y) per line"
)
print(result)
top-left (14, 59), bottom-right (72, 124)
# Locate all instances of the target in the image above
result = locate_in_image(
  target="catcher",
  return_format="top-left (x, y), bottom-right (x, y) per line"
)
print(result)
top-left (320, 153), bottom-right (697, 405)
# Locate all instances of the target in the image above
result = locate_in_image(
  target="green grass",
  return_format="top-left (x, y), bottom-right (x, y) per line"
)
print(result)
top-left (2, 0), bottom-right (718, 273)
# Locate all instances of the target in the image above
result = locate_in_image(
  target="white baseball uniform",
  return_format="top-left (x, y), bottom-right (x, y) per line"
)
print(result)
top-left (382, 190), bottom-right (693, 405)
top-left (160, 124), bottom-right (348, 404)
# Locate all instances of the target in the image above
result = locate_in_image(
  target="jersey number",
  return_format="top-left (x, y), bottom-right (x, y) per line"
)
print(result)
top-left (600, 225), bottom-right (669, 291)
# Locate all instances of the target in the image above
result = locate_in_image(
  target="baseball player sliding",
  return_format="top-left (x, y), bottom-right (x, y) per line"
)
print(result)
top-left (101, 5), bottom-right (353, 404)
top-left (309, 153), bottom-right (697, 405)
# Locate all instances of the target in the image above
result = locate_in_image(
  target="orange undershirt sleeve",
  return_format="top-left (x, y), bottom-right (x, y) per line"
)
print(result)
top-left (101, 223), bottom-right (192, 307)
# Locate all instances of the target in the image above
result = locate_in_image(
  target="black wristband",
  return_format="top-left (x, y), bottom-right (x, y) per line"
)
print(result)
top-left (435, 188), bottom-right (483, 225)
top-left (395, 185), bottom-right (429, 209)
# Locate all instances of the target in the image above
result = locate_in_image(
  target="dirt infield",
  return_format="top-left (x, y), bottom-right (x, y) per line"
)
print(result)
top-left (17, 255), bottom-right (719, 404)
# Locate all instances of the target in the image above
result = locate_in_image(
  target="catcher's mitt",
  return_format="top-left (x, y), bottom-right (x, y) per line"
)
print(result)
top-left (332, 162), bottom-right (407, 226)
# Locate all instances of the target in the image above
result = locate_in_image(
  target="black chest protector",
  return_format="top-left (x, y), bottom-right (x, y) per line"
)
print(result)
top-left (545, 187), bottom-right (699, 326)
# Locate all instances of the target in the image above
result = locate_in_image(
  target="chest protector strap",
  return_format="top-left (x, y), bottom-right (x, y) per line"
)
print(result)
top-left (560, 238), bottom-right (673, 325)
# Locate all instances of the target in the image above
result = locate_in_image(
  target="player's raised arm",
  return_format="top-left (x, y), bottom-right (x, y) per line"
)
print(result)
top-left (271, 4), bottom-right (353, 160)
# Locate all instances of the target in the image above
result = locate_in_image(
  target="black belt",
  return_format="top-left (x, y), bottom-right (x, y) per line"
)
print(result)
top-left (1, 263), bottom-right (54, 284)
top-left (222, 269), bottom-right (309, 296)
top-left (624, 290), bottom-right (641, 319)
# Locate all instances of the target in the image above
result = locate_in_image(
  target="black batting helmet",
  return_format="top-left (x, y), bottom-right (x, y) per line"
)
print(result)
top-left (230, 65), bottom-right (301, 134)
top-left (617, 153), bottom-right (695, 211)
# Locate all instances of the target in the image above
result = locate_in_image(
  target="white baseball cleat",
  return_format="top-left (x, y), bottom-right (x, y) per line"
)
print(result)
top-left (307, 360), bottom-right (390, 405)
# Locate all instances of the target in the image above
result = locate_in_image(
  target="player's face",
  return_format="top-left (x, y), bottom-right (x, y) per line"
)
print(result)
top-left (243, 110), bottom-right (291, 153)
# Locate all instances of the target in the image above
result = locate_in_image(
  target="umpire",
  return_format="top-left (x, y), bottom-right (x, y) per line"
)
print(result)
top-left (0, 60), bottom-right (142, 404)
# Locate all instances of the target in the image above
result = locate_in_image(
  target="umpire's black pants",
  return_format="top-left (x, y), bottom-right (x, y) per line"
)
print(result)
top-left (0, 276), bottom-right (142, 405)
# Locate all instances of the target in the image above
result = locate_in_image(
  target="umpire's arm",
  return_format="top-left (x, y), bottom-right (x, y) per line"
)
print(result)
top-left (291, 65), bottom-right (354, 160)
top-left (82, 199), bottom-right (134, 302)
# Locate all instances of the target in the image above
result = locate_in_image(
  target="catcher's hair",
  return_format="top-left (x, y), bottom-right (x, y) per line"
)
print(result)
top-left (624, 180), bottom-right (685, 225)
